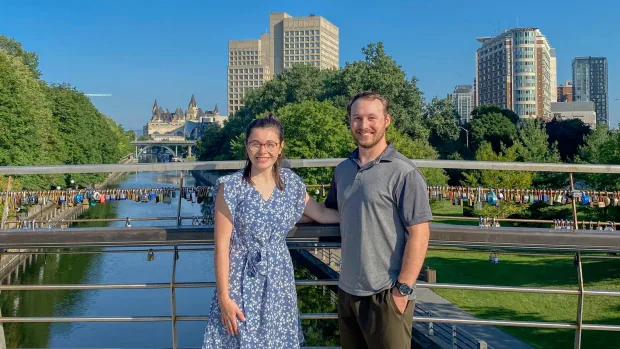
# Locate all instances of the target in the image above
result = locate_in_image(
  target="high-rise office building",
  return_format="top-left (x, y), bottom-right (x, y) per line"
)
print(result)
top-left (557, 80), bottom-right (574, 102)
top-left (550, 49), bottom-right (558, 103)
top-left (475, 28), bottom-right (555, 119)
top-left (452, 85), bottom-right (475, 123)
top-left (572, 57), bottom-right (608, 127)
top-left (228, 12), bottom-right (339, 115)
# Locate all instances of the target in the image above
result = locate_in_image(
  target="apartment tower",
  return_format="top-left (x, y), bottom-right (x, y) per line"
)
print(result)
top-left (475, 28), bottom-right (555, 119)
top-left (228, 12), bottom-right (339, 114)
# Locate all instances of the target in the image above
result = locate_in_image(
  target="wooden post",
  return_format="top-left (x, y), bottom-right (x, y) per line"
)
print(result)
top-left (1, 176), bottom-right (12, 230)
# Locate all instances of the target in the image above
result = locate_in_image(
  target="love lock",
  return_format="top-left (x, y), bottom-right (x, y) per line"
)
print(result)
top-left (604, 222), bottom-right (615, 231)
top-left (147, 249), bottom-right (155, 261)
top-left (125, 218), bottom-right (131, 228)
top-left (488, 251), bottom-right (499, 264)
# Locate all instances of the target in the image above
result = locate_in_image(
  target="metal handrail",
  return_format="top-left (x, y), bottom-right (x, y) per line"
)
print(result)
top-left (1, 224), bottom-right (619, 251)
top-left (3, 158), bottom-right (620, 175)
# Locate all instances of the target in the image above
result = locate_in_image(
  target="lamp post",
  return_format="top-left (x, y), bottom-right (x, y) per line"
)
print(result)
top-left (460, 126), bottom-right (469, 149)
top-left (70, 179), bottom-right (75, 190)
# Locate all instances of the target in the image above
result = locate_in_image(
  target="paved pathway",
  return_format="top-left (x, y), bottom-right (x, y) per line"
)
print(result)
top-left (415, 283), bottom-right (535, 349)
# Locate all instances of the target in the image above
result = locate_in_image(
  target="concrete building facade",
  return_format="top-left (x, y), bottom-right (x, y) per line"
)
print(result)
top-left (475, 28), bottom-right (555, 119)
top-left (557, 80), bottom-right (574, 102)
top-left (145, 96), bottom-right (226, 139)
top-left (551, 101), bottom-right (597, 128)
top-left (452, 85), bottom-right (475, 123)
top-left (228, 12), bottom-right (339, 115)
top-left (572, 56), bottom-right (608, 127)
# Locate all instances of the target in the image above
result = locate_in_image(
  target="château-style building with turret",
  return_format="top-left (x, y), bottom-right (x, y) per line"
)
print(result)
top-left (144, 95), bottom-right (227, 140)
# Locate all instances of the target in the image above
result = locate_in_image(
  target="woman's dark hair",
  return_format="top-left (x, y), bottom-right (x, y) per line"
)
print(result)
top-left (242, 112), bottom-right (285, 190)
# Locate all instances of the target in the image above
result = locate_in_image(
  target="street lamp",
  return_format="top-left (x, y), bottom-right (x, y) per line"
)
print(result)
top-left (459, 127), bottom-right (469, 149)
top-left (70, 179), bottom-right (75, 189)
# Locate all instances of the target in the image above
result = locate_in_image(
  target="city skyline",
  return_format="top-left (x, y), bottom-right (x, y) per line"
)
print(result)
top-left (0, 0), bottom-right (617, 130)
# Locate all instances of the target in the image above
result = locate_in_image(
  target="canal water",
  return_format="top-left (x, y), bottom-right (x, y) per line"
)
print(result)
top-left (0, 171), bottom-right (339, 348)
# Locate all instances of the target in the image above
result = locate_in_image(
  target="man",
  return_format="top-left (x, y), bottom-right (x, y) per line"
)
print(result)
top-left (325, 91), bottom-right (432, 349)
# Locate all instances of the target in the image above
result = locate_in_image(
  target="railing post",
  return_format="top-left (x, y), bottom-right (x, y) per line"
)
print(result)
top-left (176, 172), bottom-right (184, 227)
top-left (477, 340), bottom-right (488, 349)
top-left (428, 315), bottom-right (434, 336)
top-left (170, 246), bottom-right (179, 349)
top-left (452, 325), bottom-right (457, 349)
top-left (569, 172), bottom-right (584, 349)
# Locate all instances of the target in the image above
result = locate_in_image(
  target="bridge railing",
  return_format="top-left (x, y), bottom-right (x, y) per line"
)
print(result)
top-left (0, 226), bottom-right (619, 349)
top-left (2, 158), bottom-right (620, 349)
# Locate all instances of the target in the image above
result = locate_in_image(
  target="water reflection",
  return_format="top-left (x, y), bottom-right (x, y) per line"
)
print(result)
top-left (0, 171), bottom-right (339, 348)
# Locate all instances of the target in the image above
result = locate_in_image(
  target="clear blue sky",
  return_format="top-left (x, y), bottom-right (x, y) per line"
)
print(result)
top-left (1, 0), bottom-right (617, 131)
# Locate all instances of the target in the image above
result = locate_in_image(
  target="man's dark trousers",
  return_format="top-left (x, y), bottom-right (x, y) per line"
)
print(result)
top-left (338, 287), bottom-right (415, 349)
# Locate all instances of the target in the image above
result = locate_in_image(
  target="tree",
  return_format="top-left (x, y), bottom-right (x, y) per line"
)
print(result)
top-left (386, 127), bottom-right (448, 185)
top-left (269, 100), bottom-right (355, 185)
top-left (577, 127), bottom-right (620, 189)
top-left (335, 43), bottom-right (428, 140)
top-left (0, 38), bottom-right (132, 190)
top-left (46, 84), bottom-right (131, 186)
top-left (196, 123), bottom-right (225, 160)
top-left (199, 42), bottom-right (430, 162)
top-left (471, 105), bottom-right (519, 124)
top-left (468, 112), bottom-right (517, 153)
top-left (0, 35), bottom-right (40, 78)
top-left (425, 97), bottom-right (460, 158)
top-left (516, 119), bottom-right (565, 187)
top-left (545, 118), bottom-right (591, 162)
top-left (462, 142), bottom-right (534, 189)
top-left (0, 50), bottom-right (62, 188)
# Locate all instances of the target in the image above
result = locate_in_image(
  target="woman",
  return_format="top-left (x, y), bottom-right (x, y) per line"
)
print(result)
top-left (202, 114), bottom-right (339, 349)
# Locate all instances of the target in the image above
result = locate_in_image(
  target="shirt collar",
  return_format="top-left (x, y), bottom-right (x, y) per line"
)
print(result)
top-left (348, 142), bottom-right (396, 164)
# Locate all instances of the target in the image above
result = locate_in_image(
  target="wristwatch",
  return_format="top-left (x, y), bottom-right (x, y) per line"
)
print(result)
top-left (394, 281), bottom-right (414, 296)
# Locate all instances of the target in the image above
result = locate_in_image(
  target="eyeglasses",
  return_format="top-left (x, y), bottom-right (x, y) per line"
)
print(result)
top-left (247, 141), bottom-right (280, 153)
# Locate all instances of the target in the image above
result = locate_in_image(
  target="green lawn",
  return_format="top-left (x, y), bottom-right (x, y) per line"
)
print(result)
top-left (426, 199), bottom-right (620, 348)
top-left (425, 250), bottom-right (620, 349)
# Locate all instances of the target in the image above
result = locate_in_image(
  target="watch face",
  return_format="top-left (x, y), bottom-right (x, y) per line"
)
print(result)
top-left (398, 283), bottom-right (411, 295)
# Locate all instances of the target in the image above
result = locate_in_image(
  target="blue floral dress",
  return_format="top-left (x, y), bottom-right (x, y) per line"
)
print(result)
top-left (203, 168), bottom-right (306, 349)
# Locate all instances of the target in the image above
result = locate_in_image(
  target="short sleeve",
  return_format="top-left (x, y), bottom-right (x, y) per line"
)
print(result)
top-left (284, 169), bottom-right (307, 220)
top-left (324, 171), bottom-right (338, 210)
top-left (213, 173), bottom-right (240, 222)
top-left (394, 169), bottom-right (433, 227)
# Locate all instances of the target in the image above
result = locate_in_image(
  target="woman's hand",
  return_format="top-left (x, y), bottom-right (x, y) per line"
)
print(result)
top-left (219, 296), bottom-right (246, 336)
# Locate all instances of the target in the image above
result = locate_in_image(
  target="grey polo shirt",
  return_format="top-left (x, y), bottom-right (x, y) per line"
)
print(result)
top-left (325, 142), bottom-right (433, 299)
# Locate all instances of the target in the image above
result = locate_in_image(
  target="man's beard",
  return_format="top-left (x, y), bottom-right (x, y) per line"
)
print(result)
top-left (354, 128), bottom-right (385, 149)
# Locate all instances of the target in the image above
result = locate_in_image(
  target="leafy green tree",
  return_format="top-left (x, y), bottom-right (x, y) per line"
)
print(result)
top-left (468, 112), bottom-right (517, 153)
top-left (516, 119), bottom-right (565, 187)
top-left (471, 104), bottom-right (519, 124)
top-left (0, 50), bottom-right (62, 188)
top-left (335, 43), bottom-right (427, 140)
top-left (462, 142), bottom-right (534, 189)
top-left (425, 97), bottom-right (460, 158)
top-left (0, 35), bottom-right (40, 78)
top-left (545, 118), bottom-right (591, 161)
top-left (577, 127), bottom-right (620, 189)
top-left (198, 42), bottom-right (429, 162)
top-left (46, 84), bottom-right (130, 186)
top-left (273, 100), bottom-right (354, 184)
top-left (0, 37), bottom-right (132, 190)
top-left (386, 127), bottom-right (448, 185)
